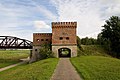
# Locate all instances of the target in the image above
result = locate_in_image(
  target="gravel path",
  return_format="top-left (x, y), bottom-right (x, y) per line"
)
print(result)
top-left (51, 58), bottom-right (82, 80)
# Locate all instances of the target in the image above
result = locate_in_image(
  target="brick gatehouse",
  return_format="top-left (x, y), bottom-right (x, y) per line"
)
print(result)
top-left (32, 22), bottom-right (77, 59)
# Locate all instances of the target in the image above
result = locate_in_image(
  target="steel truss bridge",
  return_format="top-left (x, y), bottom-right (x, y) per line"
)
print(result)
top-left (0, 36), bottom-right (33, 49)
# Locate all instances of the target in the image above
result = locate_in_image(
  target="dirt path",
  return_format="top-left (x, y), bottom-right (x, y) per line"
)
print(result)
top-left (51, 58), bottom-right (82, 80)
top-left (0, 58), bottom-right (29, 72)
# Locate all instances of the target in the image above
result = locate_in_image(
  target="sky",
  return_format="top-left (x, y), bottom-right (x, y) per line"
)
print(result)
top-left (0, 0), bottom-right (120, 41)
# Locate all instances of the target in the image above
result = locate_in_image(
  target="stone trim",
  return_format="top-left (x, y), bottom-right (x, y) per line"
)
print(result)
top-left (52, 44), bottom-right (77, 46)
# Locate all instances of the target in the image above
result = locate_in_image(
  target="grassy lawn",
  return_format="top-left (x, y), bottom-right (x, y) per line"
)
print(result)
top-left (0, 50), bottom-right (29, 68)
top-left (0, 58), bottom-right (58, 80)
top-left (71, 56), bottom-right (120, 80)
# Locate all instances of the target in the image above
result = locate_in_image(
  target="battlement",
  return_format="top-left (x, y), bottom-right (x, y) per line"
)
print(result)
top-left (52, 22), bottom-right (77, 28)
top-left (33, 33), bottom-right (52, 36)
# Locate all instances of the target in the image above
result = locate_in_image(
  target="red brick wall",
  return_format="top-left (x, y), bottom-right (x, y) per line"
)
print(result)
top-left (52, 22), bottom-right (77, 45)
top-left (33, 33), bottom-right (52, 46)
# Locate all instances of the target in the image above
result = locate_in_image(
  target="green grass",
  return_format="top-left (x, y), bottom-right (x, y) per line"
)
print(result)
top-left (78, 45), bottom-right (110, 57)
top-left (71, 56), bottom-right (120, 80)
top-left (0, 58), bottom-right (58, 80)
top-left (0, 50), bottom-right (29, 68)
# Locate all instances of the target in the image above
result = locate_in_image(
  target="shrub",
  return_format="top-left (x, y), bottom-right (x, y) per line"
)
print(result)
top-left (38, 46), bottom-right (54, 60)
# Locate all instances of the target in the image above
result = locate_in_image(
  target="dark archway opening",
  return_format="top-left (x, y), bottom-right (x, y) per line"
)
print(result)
top-left (58, 48), bottom-right (71, 58)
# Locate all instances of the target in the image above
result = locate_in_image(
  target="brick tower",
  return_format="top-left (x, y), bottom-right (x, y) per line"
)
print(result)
top-left (52, 22), bottom-right (77, 57)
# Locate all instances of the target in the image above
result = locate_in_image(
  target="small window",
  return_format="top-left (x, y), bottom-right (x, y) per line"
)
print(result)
top-left (41, 39), bottom-right (44, 41)
top-left (59, 37), bottom-right (63, 40)
top-left (36, 39), bottom-right (40, 41)
top-left (35, 49), bottom-right (37, 51)
top-left (46, 39), bottom-right (48, 41)
top-left (66, 37), bottom-right (69, 40)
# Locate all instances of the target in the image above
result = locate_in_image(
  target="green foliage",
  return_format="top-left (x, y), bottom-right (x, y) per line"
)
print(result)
top-left (77, 47), bottom-right (84, 56)
top-left (81, 37), bottom-right (97, 45)
top-left (41, 43), bottom-right (52, 50)
top-left (77, 36), bottom-right (84, 56)
top-left (97, 33), bottom-right (111, 51)
top-left (100, 16), bottom-right (120, 58)
top-left (97, 33), bottom-right (103, 45)
top-left (39, 47), bottom-right (54, 59)
top-left (77, 36), bottom-right (81, 48)
top-left (71, 56), bottom-right (120, 80)
top-left (38, 44), bottom-right (54, 60)
top-left (0, 50), bottom-right (29, 68)
top-left (77, 45), bottom-right (110, 57)
top-left (0, 58), bottom-right (58, 80)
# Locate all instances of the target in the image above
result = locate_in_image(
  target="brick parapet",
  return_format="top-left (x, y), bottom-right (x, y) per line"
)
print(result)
top-left (33, 33), bottom-right (52, 46)
top-left (52, 22), bottom-right (77, 28)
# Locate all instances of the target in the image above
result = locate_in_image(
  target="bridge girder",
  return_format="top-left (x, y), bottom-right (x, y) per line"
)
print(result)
top-left (0, 36), bottom-right (33, 49)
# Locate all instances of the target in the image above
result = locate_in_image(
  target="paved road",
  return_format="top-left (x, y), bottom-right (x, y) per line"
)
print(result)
top-left (51, 58), bottom-right (82, 80)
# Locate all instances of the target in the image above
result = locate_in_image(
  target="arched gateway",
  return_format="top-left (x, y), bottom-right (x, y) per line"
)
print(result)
top-left (58, 48), bottom-right (71, 57)
top-left (32, 22), bottom-right (77, 60)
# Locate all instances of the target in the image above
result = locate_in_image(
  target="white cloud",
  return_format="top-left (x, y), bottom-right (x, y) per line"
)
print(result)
top-left (105, 5), bottom-right (120, 16)
top-left (99, 0), bottom-right (120, 19)
top-left (0, 3), bottom-right (34, 41)
top-left (100, 0), bottom-right (120, 4)
top-left (79, 31), bottom-right (101, 39)
top-left (30, 0), bottom-right (57, 21)
top-left (0, 2), bottom-right (34, 28)
top-left (34, 21), bottom-right (50, 29)
top-left (50, 0), bottom-right (103, 37)
top-left (50, 0), bottom-right (120, 38)
top-left (33, 20), bottom-right (52, 34)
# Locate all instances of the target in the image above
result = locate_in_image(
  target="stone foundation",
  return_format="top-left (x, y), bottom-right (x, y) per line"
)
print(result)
top-left (52, 45), bottom-right (77, 58)
top-left (29, 46), bottom-right (41, 63)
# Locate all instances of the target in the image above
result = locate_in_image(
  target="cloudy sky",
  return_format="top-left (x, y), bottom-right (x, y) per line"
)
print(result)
top-left (0, 0), bottom-right (120, 41)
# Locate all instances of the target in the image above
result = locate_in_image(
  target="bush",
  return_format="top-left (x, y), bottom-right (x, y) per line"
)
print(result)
top-left (39, 47), bottom-right (54, 60)
top-left (77, 47), bottom-right (85, 56)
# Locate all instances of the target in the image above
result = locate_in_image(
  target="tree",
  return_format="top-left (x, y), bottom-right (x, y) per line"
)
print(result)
top-left (97, 33), bottom-right (111, 51)
top-left (81, 37), bottom-right (89, 45)
top-left (81, 37), bottom-right (97, 45)
top-left (100, 16), bottom-right (120, 58)
top-left (89, 38), bottom-right (97, 45)
top-left (77, 36), bottom-right (81, 48)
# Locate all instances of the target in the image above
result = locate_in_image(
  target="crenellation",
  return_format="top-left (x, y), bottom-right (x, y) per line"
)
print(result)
top-left (52, 22), bottom-right (77, 28)
top-left (33, 33), bottom-right (52, 36)
top-left (52, 22), bottom-right (76, 25)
